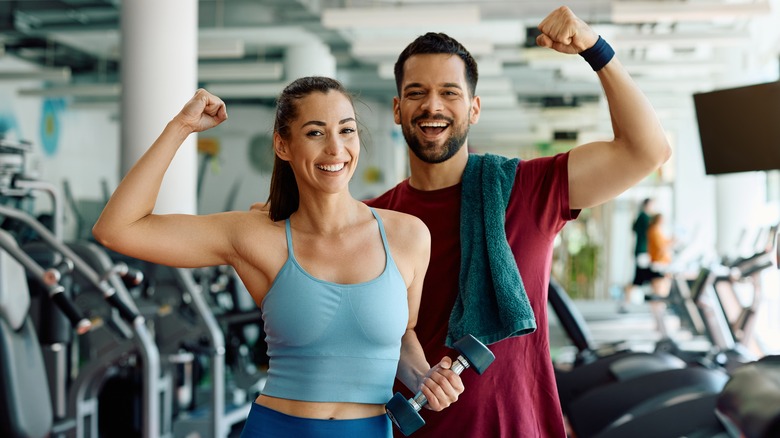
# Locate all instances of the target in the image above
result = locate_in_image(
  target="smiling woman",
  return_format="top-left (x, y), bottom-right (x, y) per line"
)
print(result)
top-left (92, 76), bottom-right (465, 438)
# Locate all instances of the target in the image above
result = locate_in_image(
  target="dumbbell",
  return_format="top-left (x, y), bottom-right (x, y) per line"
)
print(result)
top-left (385, 334), bottom-right (495, 436)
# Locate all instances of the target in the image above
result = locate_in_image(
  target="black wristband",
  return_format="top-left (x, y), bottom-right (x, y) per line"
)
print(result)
top-left (579, 36), bottom-right (615, 71)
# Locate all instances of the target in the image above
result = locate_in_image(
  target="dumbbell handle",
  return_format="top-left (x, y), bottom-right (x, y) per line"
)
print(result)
top-left (407, 354), bottom-right (470, 411)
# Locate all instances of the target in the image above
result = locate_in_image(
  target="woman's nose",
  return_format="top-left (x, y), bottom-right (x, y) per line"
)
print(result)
top-left (323, 135), bottom-right (343, 155)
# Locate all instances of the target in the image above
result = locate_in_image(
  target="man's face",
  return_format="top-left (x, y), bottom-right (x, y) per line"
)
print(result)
top-left (393, 54), bottom-right (480, 163)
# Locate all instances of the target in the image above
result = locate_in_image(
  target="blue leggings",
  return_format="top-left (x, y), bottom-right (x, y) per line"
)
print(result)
top-left (240, 403), bottom-right (393, 438)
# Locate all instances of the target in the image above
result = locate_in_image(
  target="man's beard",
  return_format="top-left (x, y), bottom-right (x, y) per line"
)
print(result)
top-left (401, 112), bottom-right (469, 164)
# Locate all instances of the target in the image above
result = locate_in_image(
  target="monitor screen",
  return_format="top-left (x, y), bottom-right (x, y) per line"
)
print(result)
top-left (693, 80), bottom-right (780, 175)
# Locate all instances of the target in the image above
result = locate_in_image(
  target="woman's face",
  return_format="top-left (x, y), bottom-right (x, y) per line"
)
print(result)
top-left (276, 91), bottom-right (360, 196)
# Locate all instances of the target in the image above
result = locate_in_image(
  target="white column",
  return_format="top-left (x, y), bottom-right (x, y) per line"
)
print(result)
top-left (121, 0), bottom-right (199, 214)
top-left (285, 41), bottom-right (337, 80)
top-left (714, 172), bottom-right (766, 257)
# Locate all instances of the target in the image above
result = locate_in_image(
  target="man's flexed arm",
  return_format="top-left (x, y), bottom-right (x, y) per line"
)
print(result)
top-left (537, 6), bottom-right (672, 210)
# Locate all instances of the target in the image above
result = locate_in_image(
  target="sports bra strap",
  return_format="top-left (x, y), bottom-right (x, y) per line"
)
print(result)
top-left (284, 207), bottom-right (389, 258)
top-left (284, 217), bottom-right (293, 258)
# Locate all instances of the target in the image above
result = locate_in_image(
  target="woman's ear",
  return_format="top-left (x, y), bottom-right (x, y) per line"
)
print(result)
top-left (273, 133), bottom-right (290, 161)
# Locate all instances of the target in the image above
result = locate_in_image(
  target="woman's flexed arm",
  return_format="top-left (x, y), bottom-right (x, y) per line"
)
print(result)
top-left (93, 89), bottom-right (234, 268)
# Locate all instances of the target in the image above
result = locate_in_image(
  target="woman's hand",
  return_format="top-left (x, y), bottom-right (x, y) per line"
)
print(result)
top-left (419, 356), bottom-right (465, 411)
top-left (174, 88), bottom-right (228, 133)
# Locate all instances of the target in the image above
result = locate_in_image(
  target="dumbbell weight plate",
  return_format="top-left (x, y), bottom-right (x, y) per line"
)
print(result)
top-left (386, 392), bottom-right (426, 436)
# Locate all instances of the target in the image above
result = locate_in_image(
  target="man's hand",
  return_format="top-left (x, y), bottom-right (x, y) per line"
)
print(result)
top-left (536, 6), bottom-right (599, 54)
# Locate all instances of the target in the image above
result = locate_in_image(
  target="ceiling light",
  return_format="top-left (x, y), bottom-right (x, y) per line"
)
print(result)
top-left (612, 1), bottom-right (771, 23)
top-left (622, 60), bottom-right (730, 77)
top-left (198, 39), bottom-right (246, 59)
top-left (352, 38), bottom-right (492, 59)
top-left (200, 82), bottom-right (286, 99)
top-left (321, 5), bottom-right (480, 29)
top-left (198, 62), bottom-right (284, 82)
top-left (612, 31), bottom-right (751, 48)
top-left (0, 67), bottom-right (71, 82)
top-left (17, 83), bottom-right (120, 98)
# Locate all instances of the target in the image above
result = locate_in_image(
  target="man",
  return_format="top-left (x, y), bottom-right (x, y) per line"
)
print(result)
top-left (365, 5), bottom-right (671, 437)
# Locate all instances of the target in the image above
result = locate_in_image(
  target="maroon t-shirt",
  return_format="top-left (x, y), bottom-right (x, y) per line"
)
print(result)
top-left (366, 152), bottom-right (577, 438)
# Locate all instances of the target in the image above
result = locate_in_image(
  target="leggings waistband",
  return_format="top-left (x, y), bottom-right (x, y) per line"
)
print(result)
top-left (239, 402), bottom-right (392, 438)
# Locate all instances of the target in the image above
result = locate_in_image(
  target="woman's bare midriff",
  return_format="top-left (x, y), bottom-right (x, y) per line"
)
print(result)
top-left (256, 394), bottom-right (386, 420)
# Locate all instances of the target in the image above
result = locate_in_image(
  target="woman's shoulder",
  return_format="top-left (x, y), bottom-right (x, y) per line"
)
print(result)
top-left (371, 207), bottom-right (430, 242)
top-left (211, 206), bottom-right (278, 234)
top-left (371, 206), bottom-right (424, 227)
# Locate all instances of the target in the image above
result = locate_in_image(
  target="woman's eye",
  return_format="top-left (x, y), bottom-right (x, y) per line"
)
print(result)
top-left (306, 130), bottom-right (323, 137)
top-left (341, 127), bottom-right (356, 134)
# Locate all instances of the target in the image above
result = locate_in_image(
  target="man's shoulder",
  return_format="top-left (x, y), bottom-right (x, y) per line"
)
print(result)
top-left (363, 181), bottom-right (407, 208)
top-left (514, 152), bottom-right (570, 179)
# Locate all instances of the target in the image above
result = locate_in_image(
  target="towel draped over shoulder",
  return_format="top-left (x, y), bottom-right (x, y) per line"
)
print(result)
top-left (446, 153), bottom-right (537, 348)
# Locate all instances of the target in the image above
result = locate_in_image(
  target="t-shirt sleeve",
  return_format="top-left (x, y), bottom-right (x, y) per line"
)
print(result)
top-left (506, 151), bottom-right (579, 236)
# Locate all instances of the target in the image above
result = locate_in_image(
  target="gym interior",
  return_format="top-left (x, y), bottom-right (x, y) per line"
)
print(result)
top-left (1, 1), bottom-right (779, 437)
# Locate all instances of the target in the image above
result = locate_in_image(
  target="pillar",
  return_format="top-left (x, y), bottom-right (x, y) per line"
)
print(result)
top-left (284, 41), bottom-right (337, 80)
top-left (121, 0), bottom-right (199, 214)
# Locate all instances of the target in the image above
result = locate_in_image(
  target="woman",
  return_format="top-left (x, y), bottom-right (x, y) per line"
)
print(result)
top-left (647, 213), bottom-right (674, 337)
top-left (93, 77), bottom-right (463, 437)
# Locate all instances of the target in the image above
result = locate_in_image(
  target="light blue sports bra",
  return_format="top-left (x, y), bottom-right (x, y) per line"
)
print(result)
top-left (260, 208), bottom-right (409, 404)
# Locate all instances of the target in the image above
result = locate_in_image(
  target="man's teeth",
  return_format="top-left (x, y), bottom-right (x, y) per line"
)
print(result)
top-left (317, 163), bottom-right (345, 172)
top-left (420, 122), bottom-right (448, 128)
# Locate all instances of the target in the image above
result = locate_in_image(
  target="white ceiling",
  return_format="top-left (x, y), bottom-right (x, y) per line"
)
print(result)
top-left (2, 0), bottom-right (779, 150)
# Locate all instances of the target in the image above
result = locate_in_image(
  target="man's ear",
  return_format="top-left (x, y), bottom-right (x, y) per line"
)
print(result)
top-left (469, 95), bottom-right (481, 125)
top-left (393, 96), bottom-right (401, 125)
top-left (273, 133), bottom-right (290, 161)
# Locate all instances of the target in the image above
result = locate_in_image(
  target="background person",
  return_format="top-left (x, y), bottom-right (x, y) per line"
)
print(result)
top-left (365, 6), bottom-right (671, 437)
top-left (93, 77), bottom-right (463, 438)
top-left (646, 212), bottom-right (676, 337)
top-left (621, 197), bottom-right (655, 312)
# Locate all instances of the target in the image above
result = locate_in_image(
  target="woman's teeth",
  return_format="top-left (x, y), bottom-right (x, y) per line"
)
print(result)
top-left (317, 163), bottom-right (345, 172)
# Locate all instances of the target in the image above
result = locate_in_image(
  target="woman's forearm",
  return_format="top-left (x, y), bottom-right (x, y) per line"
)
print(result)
top-left (396, 329), bottom-right (429, 393)
top-left (93, 118), bottom-right (191, 244)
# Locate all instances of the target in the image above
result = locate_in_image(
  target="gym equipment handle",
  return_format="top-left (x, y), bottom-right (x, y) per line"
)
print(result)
top-left (104, 291), bottom-right (143, 326)
top-left (98, 262), bottom-right (144, 325)
top-left (0, 230), bottom-right (91, 335)
top-left (0, 205), bottom-right (146, 326)
top-left (50, 288), bottom-right (92, 335)
top-left (114, 261), bottom-right (144, 287)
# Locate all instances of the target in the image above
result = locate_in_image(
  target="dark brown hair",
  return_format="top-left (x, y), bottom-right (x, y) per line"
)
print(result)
top-left (266, 76), bottom-right (354, 221)
top-left (393, 32), bottom-right (479, 97)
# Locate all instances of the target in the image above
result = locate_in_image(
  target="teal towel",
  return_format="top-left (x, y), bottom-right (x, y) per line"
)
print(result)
top-left (446, 153), bottom-right (537, 348)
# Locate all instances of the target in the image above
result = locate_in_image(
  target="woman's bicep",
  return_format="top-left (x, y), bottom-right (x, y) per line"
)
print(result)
top-left (94, 212), bottom-right (236, 268)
